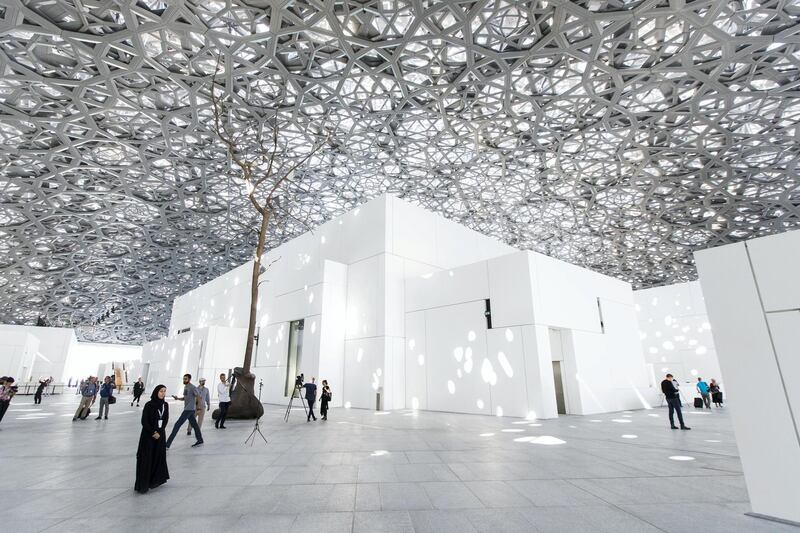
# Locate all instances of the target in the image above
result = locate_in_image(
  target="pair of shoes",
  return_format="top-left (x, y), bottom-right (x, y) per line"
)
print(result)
top-left (219, 425), bottom-right (226, 429)
top-left (95, 416), bottom-right (102, 420)
top-left (307, 418), bottom-right (311, 422)
top-left (192, 440), bottom-right (204, 447)
top-left (130, 402), bottom-right (134, 406)
top-left (680, 426), bottom-right (691, 430)
top-left (670, 425), bottom-right (679, 429)
top-left (313, 417), bottom-right (317, 421)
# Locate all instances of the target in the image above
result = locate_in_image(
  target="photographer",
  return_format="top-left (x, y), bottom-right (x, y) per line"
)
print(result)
top-left (302, 376), bottom-right (318, 422)
top-left (0, 377), bottom-right (17, 424)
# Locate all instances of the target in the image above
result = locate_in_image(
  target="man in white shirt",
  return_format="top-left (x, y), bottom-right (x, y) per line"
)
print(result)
top-left (216, 373), bottom-right (231, 429)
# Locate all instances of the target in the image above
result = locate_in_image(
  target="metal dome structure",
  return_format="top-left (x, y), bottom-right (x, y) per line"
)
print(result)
top-left (1, 0), bottom-right (799, 343)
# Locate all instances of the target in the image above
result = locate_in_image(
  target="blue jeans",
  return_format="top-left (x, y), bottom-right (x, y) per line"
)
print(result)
top-left (666, 397), bottom-right (685, 427)
top-left (166, 410), bottom-right (203, 447)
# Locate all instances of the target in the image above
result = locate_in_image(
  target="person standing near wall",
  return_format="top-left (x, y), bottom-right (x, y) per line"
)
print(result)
top-left (303, 377), bottom-right (318, 422)
top-left (215, 373), bottom-right (230, 429)
top-left (188, 378), bottom-right (210, 436)
top-left (135, 385), bottom-right (170, 494)
top-left (709, 379), bottom-right (723, 407)
top-left (696, 377), bottom-right (711, 409)
top-left (0, 377), bottom-right (17, 424)
top-left (132, 378), bottom-right (145, 407)
top-left (34, 378), bottom-right (46, 405)
top-left (96, 376), bottom-right (115, 420)
top-left (166, 374), bottom-right (203, 449)
top-left (73, 376), bottom-right (98, 421)
top-left (320, 380), bottom-right (331, 421)
top-left (661, 374), bottom-right (690, 430)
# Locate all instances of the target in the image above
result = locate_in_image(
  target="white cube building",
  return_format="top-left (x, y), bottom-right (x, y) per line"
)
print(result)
top-left (143, 195), bottom-right (652, 418)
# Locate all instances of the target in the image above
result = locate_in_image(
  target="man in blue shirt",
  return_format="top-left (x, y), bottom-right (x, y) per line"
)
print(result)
top-left (696, 377), bottom-right (711, 409)
top-left (303, 377), bottom-right (318, 422)
top-left (96, 376), bottom-right (115, 420)
top-left (73, 376), bottom-right (98, 421)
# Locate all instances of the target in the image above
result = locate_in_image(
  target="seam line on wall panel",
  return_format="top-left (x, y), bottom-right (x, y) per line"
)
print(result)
top-left (744, 242), bottom-right (800, 446)
top-left (764, 308), bottom-right (800, 314)
top-left (406, 299), bottom-right (489, 314)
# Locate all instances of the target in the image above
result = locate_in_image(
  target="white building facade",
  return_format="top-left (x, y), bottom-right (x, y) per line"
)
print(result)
top-left (143, 195), bottom-right (653, 418)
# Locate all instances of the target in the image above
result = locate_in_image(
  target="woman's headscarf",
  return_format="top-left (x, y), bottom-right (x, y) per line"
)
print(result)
top-left (150, 384), bottom-right (167, 405)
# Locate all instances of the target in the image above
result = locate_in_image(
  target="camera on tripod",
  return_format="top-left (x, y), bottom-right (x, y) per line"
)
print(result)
top-left (295, 373), bottom-right (304, 388)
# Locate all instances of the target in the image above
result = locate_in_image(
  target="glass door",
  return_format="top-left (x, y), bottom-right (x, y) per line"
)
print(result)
top-left (284, 319), bottom-right (305, 397)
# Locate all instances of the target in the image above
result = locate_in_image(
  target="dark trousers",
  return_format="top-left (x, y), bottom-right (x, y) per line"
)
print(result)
top-left (307, 399), bottom-right (316, 420)
top-left (132, 391), bottom-right (143, 405)
top-left (320, 399), bottom-right (329, 418)
top-left (166, 410), bottom-right (203, 447)
top-left (666, 398), bottom-right (686, 427)
top-left (0, 399), bottom-right (9, 422)
top-left (216, 401), bottom-right (230, 427)
top-left (34, 392), bottom-right (42, 404)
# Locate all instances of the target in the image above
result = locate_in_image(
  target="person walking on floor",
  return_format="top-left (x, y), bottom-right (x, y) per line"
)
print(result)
top-left (188, 378), bottom-right (210, 436)
top-left (132, 378), bottom-right (145, 407)
top-left (320, 380), bottom-right (332, 421)
top-left (135, 385), bottom-right (170, 494)
top-left (96, 376), bottom-right (115, 420)
top-left (696, 377), bottom-right (711, 409)
top-left (73, 376), bottom-right (98, 421)
top-left (34, 378), bottom-right (47, 405)
top-left (215, 373), bottom-right (230, 429)
top-left (0, 377), bottom-right (17, 424)
top-left (661, 374), bottom-right (690, 430)
top-left (303, 376), bottom-right (318, 422)
top-left (709, 379), bottom-right (723, 407)
top-left (166, 374), bottom-right (203, 448)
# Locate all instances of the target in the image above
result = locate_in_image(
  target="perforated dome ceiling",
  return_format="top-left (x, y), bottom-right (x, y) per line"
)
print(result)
top-left (1, 0), bottom-right (799, 343)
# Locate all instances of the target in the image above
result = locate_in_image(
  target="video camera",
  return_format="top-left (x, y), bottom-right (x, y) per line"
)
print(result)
top-left (295, 373), bottom-right (304, 388)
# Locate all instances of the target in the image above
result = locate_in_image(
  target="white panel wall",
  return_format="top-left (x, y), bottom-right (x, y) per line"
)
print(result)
top-left (488, 252), bottom-right (534, 328)
top-left (695, 232), bottom-right (800, 524)
top-left (0, 329), bottom-right (38, 380)
top-left (404, 311), bottom-right (428, 410)
top-left (405, 261), bottom-right (489, 313)
top-left (318, 261), bottom-right (348, 408)
top-left (486, 326), bottom-right (529, 418)
top-left (343, 337), bottom-right (385, 409)
top-left (634, 281), bottom-right (721, 389)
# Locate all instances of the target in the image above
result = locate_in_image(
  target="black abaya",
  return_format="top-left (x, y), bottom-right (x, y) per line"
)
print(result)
top-left (135, 396), bottom-right (169, 493)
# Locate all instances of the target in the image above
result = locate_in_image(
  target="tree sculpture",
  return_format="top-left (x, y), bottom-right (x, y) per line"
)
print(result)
top-left (207, 59), bottom-right (330, 419)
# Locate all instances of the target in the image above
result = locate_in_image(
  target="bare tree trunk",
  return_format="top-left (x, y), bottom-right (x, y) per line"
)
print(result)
top-left (214, 209), bottom-right (270, 421)
top-left (243, 209), bottom-right (270, 373)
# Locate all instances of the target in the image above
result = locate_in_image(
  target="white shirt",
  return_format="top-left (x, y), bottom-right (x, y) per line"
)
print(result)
top-left (217, 381), bottom-right (230, 402)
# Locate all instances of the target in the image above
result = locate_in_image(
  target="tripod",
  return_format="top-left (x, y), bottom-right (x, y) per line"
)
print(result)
top-left (244, 380), bottom-right (268, 446)
top-left (284, 381), bottom-right (309, 422)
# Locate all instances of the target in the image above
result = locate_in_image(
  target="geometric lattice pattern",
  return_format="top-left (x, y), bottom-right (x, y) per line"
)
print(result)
top-left (1, 1), bottom-right (799, 344)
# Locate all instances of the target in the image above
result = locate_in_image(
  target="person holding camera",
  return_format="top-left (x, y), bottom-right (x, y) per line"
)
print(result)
top-left (303, 376), bottom-right (318, 422)
top-left (34, 378), bottom-right (47, 405)
top-left (320, 380), bottom-right (332, 421)
top-left (215, 373), bottom-right (230, 429)
top-left (165, 374), bottom-right (204, 448)
top-left (96, 376), bottom-right (115, 420)
top-left (0, 377), bottom-right (17, 424)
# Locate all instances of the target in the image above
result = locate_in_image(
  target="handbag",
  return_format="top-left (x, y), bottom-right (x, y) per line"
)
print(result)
top-left (108, 395), bottom-right (117, 404)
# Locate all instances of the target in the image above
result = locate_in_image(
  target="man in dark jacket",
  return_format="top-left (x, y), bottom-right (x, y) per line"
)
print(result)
top-left (661, 374), bottom-right (690, 430)
top-left (132, 377), bottom-right (145, 407)
top-left (303, 377), bottom-right (317, 422)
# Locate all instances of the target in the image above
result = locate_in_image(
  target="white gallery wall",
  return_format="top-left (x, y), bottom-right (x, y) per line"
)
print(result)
top-left (695, 229), bottom-right (800, 524)
top-left (146, 194), bottom-right (653, 418)
top-left (633, 281), bottom-right (722, 389)
top-left (0, 325), bottom-right (142, 384)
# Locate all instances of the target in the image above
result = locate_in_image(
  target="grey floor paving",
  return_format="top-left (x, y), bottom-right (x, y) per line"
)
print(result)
top-left (1, 396), bottom-right (795, 532)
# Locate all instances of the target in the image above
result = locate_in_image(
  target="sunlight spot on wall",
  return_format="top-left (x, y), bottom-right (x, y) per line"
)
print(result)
top-left (456, 369), bottom-right (462, 378)
top-left (357, 348), bottom-right (364, 363)
top-left (476, 399), bottom-right (484, 409)
top-left (321, 236), bottom-right (326, 244)
top-left (448, 270), bottom-right (454, 277)
top-left (662, 341), bottom-right (674, 350)
top-left (453, 347), bottom-right (464, 362)
top-left (376, 368), bottom-right (382, 377)
top-left (481, 359), bottom-right (497, 386)
top-left (408, 339), bottom-right (416, 350)
top-left (308, 292), bottom-right (314, 303)
top-left (498, 351), bottom-right (514, 378)
top-left (649, 347), bottom-right (658, 354)
top-left (690, 368), bottom-right (698, 376)
top-left (463, 358), bottom-right (473, 373)
top-left (447, 380), bottom-right (455, 394)
top-left (467, 330), bottom-right (476, 342)
top-left (311, 321), bottom-right (317, 334)
top-left (495, 406), bottom-right (504, 417)
top-left (417, 354), bottom-right (425, 366)
top-left (505, 328), bottom-right (514, 342)
top-left (526, 411), bottom-right (537, 420)
top-left (344, 401), bottom-right (351, 408)
top-left (411, 397), bottom-right (419, 409)
top-left (695, 346), bottom-right (707, 355)
top-left (421, 273), bottom-right (433, 279)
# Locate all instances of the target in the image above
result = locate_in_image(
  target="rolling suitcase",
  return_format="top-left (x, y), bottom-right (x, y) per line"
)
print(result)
top-left (694, 397), bottom-right (703, 408)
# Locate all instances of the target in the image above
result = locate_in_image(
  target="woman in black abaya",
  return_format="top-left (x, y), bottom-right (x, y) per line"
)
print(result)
top-left (135, 385), bottom-right (170, 493)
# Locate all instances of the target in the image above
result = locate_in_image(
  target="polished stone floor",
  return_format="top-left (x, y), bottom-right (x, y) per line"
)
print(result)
top-left (1, 393), bottom-right (794, 533)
